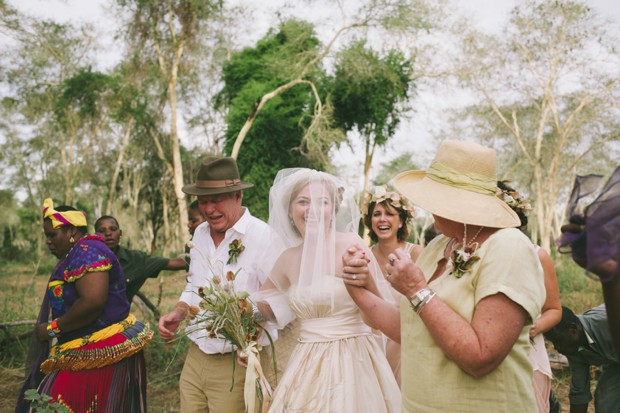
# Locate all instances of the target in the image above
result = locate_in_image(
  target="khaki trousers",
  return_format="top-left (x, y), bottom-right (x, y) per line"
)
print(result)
top-left (179, 342), bottom-right (246, 413)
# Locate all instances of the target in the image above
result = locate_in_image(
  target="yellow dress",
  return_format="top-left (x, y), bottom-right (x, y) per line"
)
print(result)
top-left (401, 228), bottom-right (545, 412)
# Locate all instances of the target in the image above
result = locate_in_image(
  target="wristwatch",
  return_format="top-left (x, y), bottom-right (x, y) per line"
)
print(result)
top-left (408, 288), bottom-right (435, 313)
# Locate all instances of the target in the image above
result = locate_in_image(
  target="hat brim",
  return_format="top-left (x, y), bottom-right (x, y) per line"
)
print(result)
top-left (182, 182), bottom-right (253, 196)
top-left (393, 170), bottom-right (520, 228)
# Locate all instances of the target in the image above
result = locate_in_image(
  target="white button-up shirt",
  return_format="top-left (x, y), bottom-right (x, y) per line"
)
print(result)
top-left (180, 207), bottom-right (274, 354)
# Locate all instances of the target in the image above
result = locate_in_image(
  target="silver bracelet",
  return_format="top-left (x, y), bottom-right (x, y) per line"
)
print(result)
top-left (408, 287), bottom-right (436, 314)
top-left (415, 291), bottom-right (436, 314)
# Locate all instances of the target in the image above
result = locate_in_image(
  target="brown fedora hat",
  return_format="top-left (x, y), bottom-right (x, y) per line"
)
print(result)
top-left (182, 156), bottom-right (253, 196)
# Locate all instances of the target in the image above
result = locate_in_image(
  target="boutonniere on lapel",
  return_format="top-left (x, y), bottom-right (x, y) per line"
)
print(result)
top-left (227, 238), bottom-right (245, 265)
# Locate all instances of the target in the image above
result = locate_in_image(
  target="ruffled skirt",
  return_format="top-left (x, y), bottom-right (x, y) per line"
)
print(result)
top-left (34, 317), bottom-right (152, 413)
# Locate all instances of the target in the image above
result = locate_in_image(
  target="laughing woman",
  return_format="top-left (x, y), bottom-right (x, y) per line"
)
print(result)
top-left (363, 186), bottom-right (422, 385)
top-left (16, 199), bottom-right (152, 413)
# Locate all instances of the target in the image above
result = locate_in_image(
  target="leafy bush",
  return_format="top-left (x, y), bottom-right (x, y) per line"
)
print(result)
top-left (24, 389), bottom-right (69, 413)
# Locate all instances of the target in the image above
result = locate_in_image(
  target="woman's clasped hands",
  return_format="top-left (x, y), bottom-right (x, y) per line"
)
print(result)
top-left (342, 245), bottom-right (428, 299)
top-left (340, 246), bottom-right (374, 287)
top-left (384, 249), bottom-right (427, 298)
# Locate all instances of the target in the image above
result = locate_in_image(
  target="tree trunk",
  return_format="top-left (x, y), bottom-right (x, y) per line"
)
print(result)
top-left (162, 184), bottom-right (170, 256)
top-left (361, 133), bottom-right (376, 244)
top-left (168, 40), bottom-right (188, 253)
top-left (107, 123), bottom-right (133, 213)
top-left (231, 79), bottom-right (306, 159)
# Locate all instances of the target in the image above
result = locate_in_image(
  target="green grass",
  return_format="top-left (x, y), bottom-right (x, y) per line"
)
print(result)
top-left (554, 254), bottom-right (604, 313)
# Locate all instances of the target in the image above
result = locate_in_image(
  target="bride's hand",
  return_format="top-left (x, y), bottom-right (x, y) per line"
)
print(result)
top-left (341, 245), bottom-right (374, 289)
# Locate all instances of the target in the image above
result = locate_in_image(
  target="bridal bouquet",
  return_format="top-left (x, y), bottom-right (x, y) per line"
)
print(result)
top-left (184, 244), bottom-right (275, 413)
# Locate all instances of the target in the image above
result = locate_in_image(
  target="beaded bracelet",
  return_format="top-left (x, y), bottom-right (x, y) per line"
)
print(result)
top-left (47, 318), bottom-right (61, 338)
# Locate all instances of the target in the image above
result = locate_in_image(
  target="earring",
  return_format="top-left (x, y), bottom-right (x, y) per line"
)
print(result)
top-left (70, 236), bottom-right (75, 243)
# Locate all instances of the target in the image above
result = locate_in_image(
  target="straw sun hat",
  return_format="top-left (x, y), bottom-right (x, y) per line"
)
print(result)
top-left (393, 139), bottom-right (520, 228)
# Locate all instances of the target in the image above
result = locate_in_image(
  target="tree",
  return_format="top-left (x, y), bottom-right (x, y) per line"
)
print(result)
top-left (0, 7), bottom-right (101, 207)
top-left (218, 19), bottom-right (340, 219)
top-left (453, 0), bottom-right (620, 252)
top-left (372, 152), bottom-right (418, 186)
top-left (331, 40), bottom-right (413, 202)
top-left (225, 0), bottom-right (436, 162)
top-left (115, 0), bottom-right (224, 250)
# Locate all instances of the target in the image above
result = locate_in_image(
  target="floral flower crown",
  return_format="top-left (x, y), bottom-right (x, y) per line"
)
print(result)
top-left (364, 185), bottom-right (414, 217)
top-left (497, 181), bottom-right (532, 216)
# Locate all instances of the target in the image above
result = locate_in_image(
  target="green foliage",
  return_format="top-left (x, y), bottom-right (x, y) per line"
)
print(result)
top-left (218, 19), bottom-right (320, 106)
top-left (0, 190), bottom-right (20, 260)
top-left (554, 254), bottom-right (603, 313)
top-left (54, 68), bottom-right (113, 123)
top-left (218, 19), bottom-right (331, 220)
top-left (372, 152), bottom-right (419, 186)
top-left (331, 40), bottom-right (413, 144)
top-left (24, 389), bottom-right (69, 413)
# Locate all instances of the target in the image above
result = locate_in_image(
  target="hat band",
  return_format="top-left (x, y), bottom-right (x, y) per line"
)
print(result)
top-left (426, 161), bottom-right (496, 196)
top-left (195, 179), bottom-right (241, 188)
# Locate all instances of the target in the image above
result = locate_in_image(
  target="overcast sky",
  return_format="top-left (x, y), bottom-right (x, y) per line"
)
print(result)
top-left (5, 0), bottom-right (620, 185)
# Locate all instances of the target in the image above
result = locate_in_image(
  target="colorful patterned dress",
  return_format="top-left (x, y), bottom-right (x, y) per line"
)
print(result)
top-left (36, 235), bottom-right (152, 412)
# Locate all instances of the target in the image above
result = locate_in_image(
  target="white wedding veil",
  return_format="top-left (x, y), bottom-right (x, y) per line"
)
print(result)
top-left (260, 168), bottom-right (394, 315)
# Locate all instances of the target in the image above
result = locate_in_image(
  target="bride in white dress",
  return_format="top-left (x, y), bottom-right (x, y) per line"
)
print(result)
top-left (254, 168), bottom-right (400, 413)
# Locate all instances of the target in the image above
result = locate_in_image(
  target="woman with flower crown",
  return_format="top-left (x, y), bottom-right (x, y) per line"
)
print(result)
top-left (253, 168), bottom-right (400, 412)
top-left (342, 140), bottom-right (546, 412)
top-left (362, 185), bottom-right (422, 385)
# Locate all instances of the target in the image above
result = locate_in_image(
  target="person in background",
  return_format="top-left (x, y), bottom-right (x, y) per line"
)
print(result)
top-left (498, 180), bottom-right (562, 413)
top-left (15, 199), bottom-right (152, 413)
top-left (558, 166), bottom-right (620, 358)
top-left (185, 200), bottom-right (206, 271)
top-left (158, 156), bottom-right (275, 412)
top-left (94, 215), bottom-right (186, 304)
top-left (187, 199), bottom-right (206, 237)
top-left (545, 305), bottom-right (620, 413)
top-left (423, 223), bottom-right (440, 245)
top-left (342, 140), bottom-right (545, 412)
top-left (363, 185), bottom-right (422, 385)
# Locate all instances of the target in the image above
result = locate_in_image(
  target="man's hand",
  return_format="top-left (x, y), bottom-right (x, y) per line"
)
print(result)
top-left (158, 302), bottom-right (189, 342)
